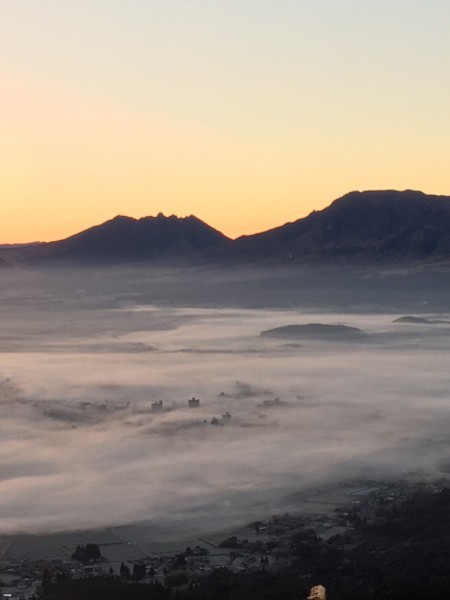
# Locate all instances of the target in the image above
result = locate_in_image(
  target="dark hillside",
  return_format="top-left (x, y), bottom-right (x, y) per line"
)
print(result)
top-left (226, 190), bottom-right (450, 264)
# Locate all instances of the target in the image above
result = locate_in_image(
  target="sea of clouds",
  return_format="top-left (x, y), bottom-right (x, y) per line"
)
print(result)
top-left (1, 266), bottom-right (450, 533)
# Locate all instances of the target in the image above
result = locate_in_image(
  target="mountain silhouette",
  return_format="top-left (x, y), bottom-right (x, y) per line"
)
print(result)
top-left (15, 214), bottom-right (229, 264)
top-left (225, 190), bottom-right (450, 264)
top-left (4, 190), bottom-right (450, 266)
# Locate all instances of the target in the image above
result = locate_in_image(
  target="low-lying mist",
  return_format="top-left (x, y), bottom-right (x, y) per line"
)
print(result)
top-left (1, 265), bottom-right (450, 534)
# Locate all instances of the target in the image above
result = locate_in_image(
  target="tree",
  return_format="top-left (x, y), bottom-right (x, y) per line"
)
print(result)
top-left (71, 543), bottom-right (101, 564)
top-left (133, 563), bottom-right (146, 580)
top-left (120, 562), bottom-right (131, 579)
top-left (42, 568), bottom-right (52, 594)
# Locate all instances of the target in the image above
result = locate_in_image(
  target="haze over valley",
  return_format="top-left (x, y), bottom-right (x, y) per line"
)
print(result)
top-left (2, 265), bottom-right (450, 536)
top-left (4, 3), bottom-right (450, 596)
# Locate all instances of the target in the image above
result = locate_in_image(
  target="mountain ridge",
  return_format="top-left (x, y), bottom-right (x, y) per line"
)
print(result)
top-left (3, 190), bottom-right (450, 266)
top-left (225, 189), bottom-right (450, 264)
top-left (4, 213), bottom-right (229, 264)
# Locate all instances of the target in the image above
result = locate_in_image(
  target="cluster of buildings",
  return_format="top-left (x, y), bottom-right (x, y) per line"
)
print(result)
top-left (151, 397), bottom-right (201, 412)
top-left (150, 397), bottom-right (237, 427)
top-left (2, 478), bottom-right (441, 599)
top-left (0, 560), bottom-right (43, 600)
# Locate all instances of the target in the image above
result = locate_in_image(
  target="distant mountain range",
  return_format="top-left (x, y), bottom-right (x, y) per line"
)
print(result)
top-left (3, 190), bottom-right (450, 266)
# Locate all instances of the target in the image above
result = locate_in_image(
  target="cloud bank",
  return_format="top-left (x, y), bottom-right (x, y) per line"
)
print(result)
top-left (1, 267), bottom-right (450, 533)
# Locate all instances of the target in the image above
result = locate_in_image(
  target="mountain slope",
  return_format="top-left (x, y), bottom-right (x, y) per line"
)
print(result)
top-left (226, 190), bottom-right (450, 263)
top-left (4, 190), bottom-right (450, 266)
top-left (20, 213), bottom-right (229, 264)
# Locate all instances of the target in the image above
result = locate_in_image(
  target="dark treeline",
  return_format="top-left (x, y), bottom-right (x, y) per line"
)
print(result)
top-left (71, 543), bottom-right (101, 564)
top-left (40, 488), bottom-right (450, 600)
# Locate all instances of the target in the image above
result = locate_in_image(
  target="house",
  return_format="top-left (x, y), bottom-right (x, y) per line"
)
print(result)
top-left (193, 546), bottom-right (209, 556)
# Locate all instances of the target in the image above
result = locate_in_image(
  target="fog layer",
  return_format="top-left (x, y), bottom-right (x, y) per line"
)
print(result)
top-left (1, 266), bottom-right (450, 533)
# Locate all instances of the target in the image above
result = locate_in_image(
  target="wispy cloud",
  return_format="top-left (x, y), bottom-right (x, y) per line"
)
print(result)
top-left (0, 267), bottom-right (450, 533)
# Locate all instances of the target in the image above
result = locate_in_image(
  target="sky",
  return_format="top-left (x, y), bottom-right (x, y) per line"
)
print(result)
top-left (2, 0), bottom-right (450, 243)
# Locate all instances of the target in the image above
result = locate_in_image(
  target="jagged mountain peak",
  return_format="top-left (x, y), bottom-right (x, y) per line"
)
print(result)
top-left (4, 190), bottom-right (450, 266)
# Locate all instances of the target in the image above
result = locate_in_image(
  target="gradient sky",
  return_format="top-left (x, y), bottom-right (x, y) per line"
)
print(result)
top-left (2, 1), bottom-right (450, 243)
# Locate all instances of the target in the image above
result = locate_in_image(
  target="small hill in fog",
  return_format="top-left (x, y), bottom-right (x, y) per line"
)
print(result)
top-left (393, 316), bottom-right (450, 324)
top-left (261, 323), bottom-right (367, 341)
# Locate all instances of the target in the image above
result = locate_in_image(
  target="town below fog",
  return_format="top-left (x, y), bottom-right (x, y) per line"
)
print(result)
top-left (2, 266), bottom-right (450, 553)
top-left (2, 476), bottom-right (447, 599)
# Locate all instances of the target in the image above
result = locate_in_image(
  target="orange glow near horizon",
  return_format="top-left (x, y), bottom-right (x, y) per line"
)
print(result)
top-left (2, 2), bottom-right (450, 243)
top-left (3, 62), bottom-right (449, 243)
